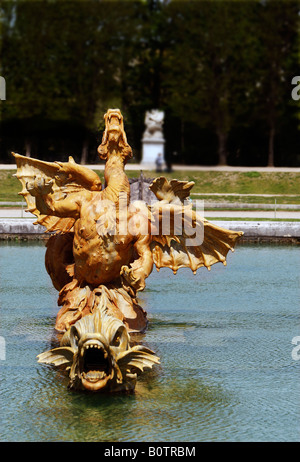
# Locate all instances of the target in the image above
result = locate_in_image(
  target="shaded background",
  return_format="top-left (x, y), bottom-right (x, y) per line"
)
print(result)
top-left (0, 0), bottom-right (299, 166)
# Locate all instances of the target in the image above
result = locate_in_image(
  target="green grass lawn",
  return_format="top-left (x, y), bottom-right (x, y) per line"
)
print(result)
top-left (206, 217), bottom-right (300, 222)
top-left (89, 169), bottom-right (300, 206)
top-left (2, 168), bottom-right (300, 204)
top-left (192, 196), bottom-right (300, 205)
top-left (124, 170), bottom-right (300, 195)
top-left (0, 170), bottom-right (22, 202)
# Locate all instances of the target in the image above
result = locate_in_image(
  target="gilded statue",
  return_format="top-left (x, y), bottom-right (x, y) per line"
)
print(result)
top-left (13, 109), bottom-right (243, 392)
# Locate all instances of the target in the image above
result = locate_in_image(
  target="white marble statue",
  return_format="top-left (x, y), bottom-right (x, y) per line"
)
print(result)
top-left (142, 110), bottom-right (165, 141)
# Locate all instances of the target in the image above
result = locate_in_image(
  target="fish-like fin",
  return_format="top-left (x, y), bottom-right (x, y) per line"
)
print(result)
top-left (117, 345), bottom-right (160, 375)
top-left (37, 346), bottom-right (74, 368)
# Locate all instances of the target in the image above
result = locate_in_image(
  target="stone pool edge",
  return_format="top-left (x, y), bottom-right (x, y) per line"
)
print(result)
top-left (0, 218), bottom-right (299, 244)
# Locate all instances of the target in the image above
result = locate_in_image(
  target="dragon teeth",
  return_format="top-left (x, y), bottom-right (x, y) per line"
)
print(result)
top-left (85, 343), bottom-right (101, 350)
top-left (82, 371), bottom-right (106, 381)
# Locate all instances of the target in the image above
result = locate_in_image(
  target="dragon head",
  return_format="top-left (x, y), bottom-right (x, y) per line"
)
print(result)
top-left (97, 109), bottom-right (132, 163)
top-left (37, 307), bottom-right (159, 392)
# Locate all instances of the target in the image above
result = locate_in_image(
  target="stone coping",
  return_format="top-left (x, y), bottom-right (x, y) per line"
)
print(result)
top-left (0, 219), bottom-right (299, 241)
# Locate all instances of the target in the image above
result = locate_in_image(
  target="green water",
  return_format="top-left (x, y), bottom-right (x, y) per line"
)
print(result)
top-left (0, 242), bottom-right (299, 442)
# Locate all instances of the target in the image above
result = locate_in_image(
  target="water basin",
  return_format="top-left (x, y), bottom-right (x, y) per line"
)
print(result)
top-left (0, 242), bottom-right (299, 442)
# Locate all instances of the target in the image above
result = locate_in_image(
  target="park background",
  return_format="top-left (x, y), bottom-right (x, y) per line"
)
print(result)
top-left (1, 0), bottom-right (300, 444)
top-left (0, 0), bottom-right (299, 168)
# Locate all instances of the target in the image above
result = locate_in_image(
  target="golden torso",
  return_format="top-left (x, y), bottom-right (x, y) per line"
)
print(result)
top-left (73, 191), bottom-right (134, 286)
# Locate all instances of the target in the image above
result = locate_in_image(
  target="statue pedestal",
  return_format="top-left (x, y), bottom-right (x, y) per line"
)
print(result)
top-left (140, 138), bottom-right (165, 170)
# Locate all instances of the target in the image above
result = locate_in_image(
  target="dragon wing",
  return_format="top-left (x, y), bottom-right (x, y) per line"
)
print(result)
top-left (13, 152), bottom-right (102, 234)
top-left (148, 177), bottom-right (243, 274)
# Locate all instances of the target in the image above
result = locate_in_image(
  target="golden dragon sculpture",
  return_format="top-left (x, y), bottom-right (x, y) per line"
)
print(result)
top-left (13, 109), bottom-right (243, 392)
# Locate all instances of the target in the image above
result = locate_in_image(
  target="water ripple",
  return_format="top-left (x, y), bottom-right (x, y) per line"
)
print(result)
top-left (1, 243), bottom-right (299, 442)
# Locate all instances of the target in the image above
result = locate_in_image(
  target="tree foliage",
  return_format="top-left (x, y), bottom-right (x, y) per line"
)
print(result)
top-left (0, 0), bottom-right (299, 166)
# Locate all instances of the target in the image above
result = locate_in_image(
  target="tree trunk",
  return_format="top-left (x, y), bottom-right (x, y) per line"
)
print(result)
top-left (80, 137), bottom-right (89, 165)
top-left (217, 131), bottom-right (227, 166)
top-left (267, 126), bottom-right (275, 167)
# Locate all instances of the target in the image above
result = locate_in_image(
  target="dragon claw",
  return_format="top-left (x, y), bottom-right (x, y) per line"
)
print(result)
top-left (121, 265), bottom-right (140, 289)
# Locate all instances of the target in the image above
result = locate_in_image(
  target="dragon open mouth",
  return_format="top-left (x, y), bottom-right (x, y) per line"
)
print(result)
top-left (80, 342), bottom-right (113, 391)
